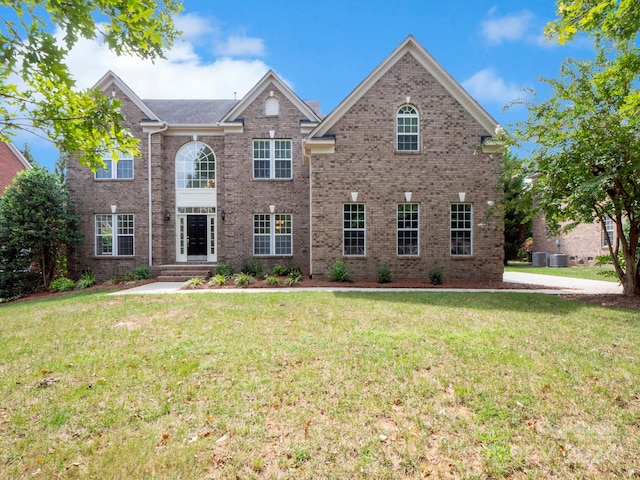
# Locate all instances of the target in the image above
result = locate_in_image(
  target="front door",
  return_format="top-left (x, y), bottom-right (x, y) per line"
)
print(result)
top-left (187, 215), bottom-right (207, 258)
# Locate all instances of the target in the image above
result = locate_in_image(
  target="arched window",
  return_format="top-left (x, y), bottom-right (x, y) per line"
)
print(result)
top-left (265, 97), bottom-right (279, 116)
top-left (176, 142), bottom-right (216, 189)
top-left (396, 105), bottom-right (419, 151)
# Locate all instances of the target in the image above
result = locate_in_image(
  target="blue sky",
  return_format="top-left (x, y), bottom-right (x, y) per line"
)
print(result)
top-left (14, 0), bottom-right (594, 170)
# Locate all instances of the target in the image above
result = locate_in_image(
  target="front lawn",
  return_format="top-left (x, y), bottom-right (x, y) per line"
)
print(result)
top-left (1, 291), bottom-right (639, 478)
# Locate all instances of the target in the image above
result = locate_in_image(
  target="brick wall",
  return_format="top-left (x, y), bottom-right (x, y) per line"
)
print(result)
top-left (310, 53), bottom-right (504, 281)
top-left (0, 143), bottom-right (27, 194)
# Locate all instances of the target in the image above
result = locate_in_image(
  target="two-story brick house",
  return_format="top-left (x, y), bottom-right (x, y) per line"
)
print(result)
top-left (67, 35), bottom-right (504, 282)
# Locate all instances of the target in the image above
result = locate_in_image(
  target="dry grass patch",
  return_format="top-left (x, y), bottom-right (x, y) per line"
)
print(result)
top-left (1, 291), bottom-right (639, 478)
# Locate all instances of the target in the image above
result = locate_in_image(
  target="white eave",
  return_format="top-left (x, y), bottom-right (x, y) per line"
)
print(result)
top-left (6, 141), bottom-right (31, 169)
top-left (94, 70), bottom-right (161, 121)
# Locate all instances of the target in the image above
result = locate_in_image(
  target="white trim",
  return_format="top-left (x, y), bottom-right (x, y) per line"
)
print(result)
top-left (450, 203), bottom-right (473, 256)
top-left (397, 203), bottom-right (420, 256)
top-left (343, 203), bottom-right (366, 257)
top-left (5, 142), bottom-right (31, 169)
top-left (94, 70), bottom-right (160, 121)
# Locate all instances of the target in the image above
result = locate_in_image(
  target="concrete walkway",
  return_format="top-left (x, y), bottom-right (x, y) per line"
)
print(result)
top-left (110, 272), bottom-right (623, 296)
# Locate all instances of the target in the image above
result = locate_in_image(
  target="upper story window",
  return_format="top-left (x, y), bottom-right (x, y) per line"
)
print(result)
top-left (176, 142), bottom-right (216, 189)
top-left (450, 203), bottom-right (472, 256)
top-left (396, 105), bottom-right (419, 152)
top-left (253, 139), bottom-right (292, 179)
top-left (265, 97), bottom-right (279, 116)
top-left (95, 150), bottom-right (133, 180)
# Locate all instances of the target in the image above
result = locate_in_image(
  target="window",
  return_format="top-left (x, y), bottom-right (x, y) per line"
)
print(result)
top-left (95, 151), bottom-right (134, 179)
top-left (95, 214), bottom-right (134, 256)
top-left (602, 217), bottom-right (614, 247)
top-left (397, 203), bottom-right (419, 256)
top-left (265, 97), bottom-right (279, 116)
top-left (343, 203), bottom-right (366, 256)
top-left (396, 105), bottom-right (419, 152)
top-left (253, 139), bottom-right (292, 179)
top-left (450, 204), bottom-right (472, 256)
top-left (253, 214), bottom-right (292, 256)
top-left (176, 142), bottom-right (216, 189)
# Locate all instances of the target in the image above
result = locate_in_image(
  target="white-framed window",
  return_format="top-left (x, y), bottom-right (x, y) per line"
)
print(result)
top-left (602, 217), bottom-right (614, 247)
top-left (253, 139), bottom-right (292, 179)
top-left (396, 104), bottom-right (419, 152)
top-left (176, 142), bottom-right (216, 189)
top-left (95, 214), bottom-right (134, 256)
top-left (450, 203), bottom-right (472, 256)
top-left (95, 150), bottom-right (134, 179)
top-left (265, 97), bottom-right (279, 116)
top-left (253, 214), bottom-right (292, 256)
top-left (397, 203), bottom-right (419, 256)
top-left (343, 203), bottom-right (366, 256)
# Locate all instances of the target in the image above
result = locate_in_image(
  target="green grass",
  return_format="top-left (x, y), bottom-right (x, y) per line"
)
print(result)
top-left (505, 262), bottom-right (618, 282)
top-left (1, 290), bottom-right (639, 478)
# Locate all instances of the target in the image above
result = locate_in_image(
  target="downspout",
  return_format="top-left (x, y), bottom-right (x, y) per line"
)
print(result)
top-left (308, 151), bottom-right (313, 279)
top-left (148, 122), bottom-right (169, 268)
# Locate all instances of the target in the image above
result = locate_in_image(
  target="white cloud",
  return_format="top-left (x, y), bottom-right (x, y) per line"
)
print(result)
top-left (481, 10), bottom-right (534, 45)
top-left (214, 35), bottom-right (265, 57)
top-left (61, 14), bottom-right (270, 99)
top-left (462, 68), bottom-right (524, 106)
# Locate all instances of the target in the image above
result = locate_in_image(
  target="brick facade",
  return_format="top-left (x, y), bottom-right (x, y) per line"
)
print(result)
top-left (67, 36), bottom-right (504, 283)
top-left (0, 142), bottom-right (30, 195)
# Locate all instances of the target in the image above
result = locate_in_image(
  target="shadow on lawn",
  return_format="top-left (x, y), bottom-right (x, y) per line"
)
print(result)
top-left (330, 291), bottom-right (590, 315)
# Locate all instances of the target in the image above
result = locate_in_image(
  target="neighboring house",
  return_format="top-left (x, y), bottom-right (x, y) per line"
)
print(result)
top-left (66, 35), bottom-right (504, 282)
top-left (0, 141), bottom-right (31, 195)
top-left (532, 216), bottom-right (615, 266)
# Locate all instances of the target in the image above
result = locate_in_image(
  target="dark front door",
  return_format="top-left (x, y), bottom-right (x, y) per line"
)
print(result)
top-left (187, 215), bottom-right (207, 257)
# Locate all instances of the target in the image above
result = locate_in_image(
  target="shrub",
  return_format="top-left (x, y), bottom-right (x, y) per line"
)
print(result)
top-left (234, 272), bottom-right (253, 287)
top-left (272, 264), bottom-right (289, 276)
top-left (0, 271), bottom-right (41, 301)
top-left (215, 262), bottom-right (235, 277)
top-left (329, 261), bottom-right (351, 283)
top-left (285, 272), bottom-right (303, 287)
top-left (241, 259), bottom-right (263, 277)
top-left (290, 264), bottom-right (303, 277)
top-left (132, 265), bottom-right (151, 280)
top-left (428, 266), bottom-right (443, 286)
top-left (50, 277), bottom-right (75, 292)
top-left (265, 275), bottom-right (280, 286)
top-left (208, 274), bottom-right (228, 286)
top-left (185, 277), bottom-right (204, 288)
top-left (376, 264), bottom-right (392, 284)
top-left (75, 270), bottom-right (96, 289)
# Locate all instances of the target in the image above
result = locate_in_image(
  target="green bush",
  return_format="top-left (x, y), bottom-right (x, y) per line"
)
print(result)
top-left (329, 261), bottom-right (351, 283)
top-left (215, 262), bottom-right (235, 277)
top-left (0, 271), bottom-right (41, 301)
top-left (234, 272), bottom-right (253, 287)
top-left (75, 270), bottom-right (96, 289)
top-left (285, 272), bottom-right (303, 287)
top-left (208, 274), bottom-right (228, 286)
top-left (185, 277), bottom-right (203, 288)
top-left (376, 264), bottom-right (392, 284)
top-left (265, 275), bottom-right (280, 286)
top-left (132, 265), bottom-right (151, 280)
top-left (290, 264), bottom-right (303, 277)
top-left (50, 277), bottom-right (75, 292)
top-left (241, 259), bottom-right (263, 277)
top-left (428, 266), bottom-right (443, 286)
top-left (272, 264), bottom-right (289, 276)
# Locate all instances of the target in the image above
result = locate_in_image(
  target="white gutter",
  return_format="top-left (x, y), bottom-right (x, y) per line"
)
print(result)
top-left (148, 123), bottom-right (169, 267)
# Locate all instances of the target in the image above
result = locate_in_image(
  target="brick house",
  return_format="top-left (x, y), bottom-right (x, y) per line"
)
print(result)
top-left (0, 141), bottom-right (31, 195)
top-left (67, 35), bottom-right (504, 282)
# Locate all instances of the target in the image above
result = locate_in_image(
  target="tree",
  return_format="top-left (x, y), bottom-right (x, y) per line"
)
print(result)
top-left (0, 166), bottom-right (83, 292)
top-left (501, 150), bottom-right (532, 265)
top-left (0, 0), bottom-right (183, 170)
top-left (513, 48), bottom-right (640, 296)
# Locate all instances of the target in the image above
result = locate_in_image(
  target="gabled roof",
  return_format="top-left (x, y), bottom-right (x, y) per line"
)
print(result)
top-left (221, 70), bottom-right (322, 123)
top-left (94, 71), bottom-right (161, 121)
top-left (4, 141), bottom-right (31, 169)
top-left (311, 35), bottom-right (498, 138)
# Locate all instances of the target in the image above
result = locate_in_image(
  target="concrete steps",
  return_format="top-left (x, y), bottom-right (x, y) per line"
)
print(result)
top-left (157, 264), bottom-right (214, 282)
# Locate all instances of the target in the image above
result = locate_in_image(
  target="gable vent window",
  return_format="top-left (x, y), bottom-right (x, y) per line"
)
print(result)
top-left (396, 104), bottom-right (419, 152)
top-left (265, 97), bottom-right (279, 116)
